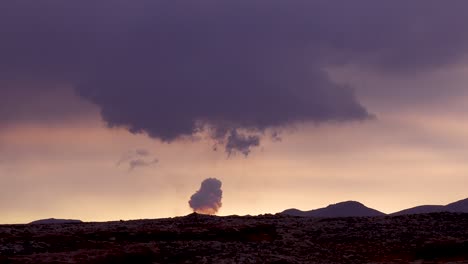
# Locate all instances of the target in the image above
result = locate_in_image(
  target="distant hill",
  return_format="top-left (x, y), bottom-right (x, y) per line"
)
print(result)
top-left (392, 197), bottom-right (468, 216)
top-left (445, 197), bottom-right (468, 212)
top-left (29, 218), bottom-right (82, 225)
top-left (390, 205), bottom-right (445, 216)
top-left (282, 201), bottom-right (385, 217)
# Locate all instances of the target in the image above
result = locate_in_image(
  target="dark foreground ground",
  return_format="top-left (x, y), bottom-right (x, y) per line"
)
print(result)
top-left (1, 213), bottom-right (468, 264)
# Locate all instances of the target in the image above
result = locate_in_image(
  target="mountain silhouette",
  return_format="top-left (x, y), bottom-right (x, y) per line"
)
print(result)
top-left (281, 198), bottom-right (468, 217)
top-left (390, 205), bottom-right (445, 215)
top-left (29, 218), bottom-right (82, 225)
top-left (392, 197), bottom-right (468, 216)
top-left (282, 201), bottom-right (385, 217)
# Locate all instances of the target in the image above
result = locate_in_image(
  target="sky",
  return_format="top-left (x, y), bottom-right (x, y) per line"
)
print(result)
top-left (1, 1), bottom-right (468, 224)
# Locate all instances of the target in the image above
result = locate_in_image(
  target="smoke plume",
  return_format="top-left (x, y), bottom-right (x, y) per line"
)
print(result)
top-left (189, 178), bottom-right (223, 215)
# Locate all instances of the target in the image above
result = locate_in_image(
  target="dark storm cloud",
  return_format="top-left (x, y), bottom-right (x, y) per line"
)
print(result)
top-left (189, 178), bottom-right (223, 215)
top-left (2, 1), bottom-right (468, 153)
top-left (225, 130), bottom-right (260, 157)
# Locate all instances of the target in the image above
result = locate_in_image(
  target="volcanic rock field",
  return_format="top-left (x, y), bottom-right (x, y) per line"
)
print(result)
top-left (1, 212), bottom-right (468, 264)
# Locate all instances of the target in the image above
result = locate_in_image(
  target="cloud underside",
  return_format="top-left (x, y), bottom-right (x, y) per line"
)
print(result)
top-left (1, 1), bottom-right (468, 154)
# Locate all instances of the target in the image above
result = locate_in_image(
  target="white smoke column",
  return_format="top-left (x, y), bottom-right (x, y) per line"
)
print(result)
top-left (189, 178), bottom-right (223, 215)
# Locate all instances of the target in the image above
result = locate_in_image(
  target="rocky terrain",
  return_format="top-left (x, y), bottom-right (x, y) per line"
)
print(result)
top-left (1, 213), bottom-right (468, 264)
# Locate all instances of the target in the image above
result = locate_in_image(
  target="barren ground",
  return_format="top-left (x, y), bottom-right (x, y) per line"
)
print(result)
top-left (1, 213), bottom-right (468, 264)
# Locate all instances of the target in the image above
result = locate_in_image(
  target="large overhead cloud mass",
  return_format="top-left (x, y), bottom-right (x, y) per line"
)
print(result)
top-left (1, 1), bottom-right (468, 154)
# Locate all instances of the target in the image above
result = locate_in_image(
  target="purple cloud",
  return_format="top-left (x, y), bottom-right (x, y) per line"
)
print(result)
top-left (2, 1), bottom-right (468, 154)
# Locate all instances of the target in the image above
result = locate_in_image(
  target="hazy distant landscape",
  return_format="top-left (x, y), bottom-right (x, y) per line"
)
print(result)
top-left (22, 197), bottom-right (468, 226)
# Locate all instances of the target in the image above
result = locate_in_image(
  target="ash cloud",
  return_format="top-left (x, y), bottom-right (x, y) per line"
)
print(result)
top-left (2, 1), bottom-right (468, 153)
top-left (189, 178), bottom-right (223, 215)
